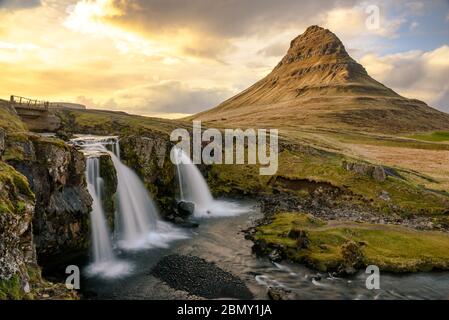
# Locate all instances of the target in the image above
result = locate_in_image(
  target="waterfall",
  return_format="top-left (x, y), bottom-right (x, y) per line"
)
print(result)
top-left (84, 155), bottom-right (131, 279)
top-left (173, 147), bottom-right (247, 218)
top-left (86, 157), bottom-right (115, 264)
top-left (110, 145), bottom-right (186, 249)
top-left (110, 152), bottom-right (163, 249)
top-left (72, 135), bottom-right (186, 254)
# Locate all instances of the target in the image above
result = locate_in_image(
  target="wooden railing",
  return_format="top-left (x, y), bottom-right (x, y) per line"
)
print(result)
top-left (10, 95), bottom-right (49, 110)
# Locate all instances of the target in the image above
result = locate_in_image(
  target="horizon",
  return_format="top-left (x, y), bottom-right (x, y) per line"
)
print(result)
top-left (0, 0), bottom-right (448, 119)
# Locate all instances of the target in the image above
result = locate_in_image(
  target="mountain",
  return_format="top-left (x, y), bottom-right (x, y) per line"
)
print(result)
top-left (190, 26), bottom-right (449, 133)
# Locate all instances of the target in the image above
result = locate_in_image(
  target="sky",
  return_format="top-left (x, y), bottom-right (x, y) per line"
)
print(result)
top-left (0, 0), bottom-right (448, 118)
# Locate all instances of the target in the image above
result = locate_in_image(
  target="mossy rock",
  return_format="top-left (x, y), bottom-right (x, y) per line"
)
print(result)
top-left (99, 154), bottom-right (117, 225)
top-left (0, 274), bottom-right (22, 300)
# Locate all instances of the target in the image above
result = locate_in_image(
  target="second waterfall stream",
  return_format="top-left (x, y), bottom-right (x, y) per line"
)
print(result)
top-left (172, 147), bottom-right (247, 218)
top-left (73, 136), bottom-right (186, 278)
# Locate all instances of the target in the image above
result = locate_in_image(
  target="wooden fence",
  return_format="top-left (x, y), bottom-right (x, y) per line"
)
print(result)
top-left (10, 95), bottom-right (49, 110)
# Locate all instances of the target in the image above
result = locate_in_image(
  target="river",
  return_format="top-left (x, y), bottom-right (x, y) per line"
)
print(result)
top-left (48, 200), bottom-right (449, 300)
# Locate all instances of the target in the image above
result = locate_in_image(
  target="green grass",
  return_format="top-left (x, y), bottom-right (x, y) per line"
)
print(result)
top-left (0, 161), bottom-right (34, 214)
top-left (62, 108), bottom-right (449, 215)
top-left (255, 212), bottom-right (449, 272)
top-left (318, 129), bottom-right (449, 151)
top-left (208, 146), bottom-right (449, 215)
top-left (57, 109), bottom-right (190, 137)
top-left (407, 131), bottom-right (449, 142)
top-left (0, 274), bottom-right (22, 300)
top-left (0, 105), bottom-right (27, 134)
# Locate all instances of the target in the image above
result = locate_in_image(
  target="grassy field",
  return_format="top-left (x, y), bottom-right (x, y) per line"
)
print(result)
top-left (408, 131), bottom-right (449, 142)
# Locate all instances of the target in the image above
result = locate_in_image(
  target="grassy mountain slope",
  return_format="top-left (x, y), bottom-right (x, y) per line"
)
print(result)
top-left (190, 26), bottom-right (449, 134)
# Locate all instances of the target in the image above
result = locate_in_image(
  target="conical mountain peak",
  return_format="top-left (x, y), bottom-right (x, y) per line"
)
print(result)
top-left (191, 26), bottom-right (449, 134)
top-left (279, 26), bottom-right (348, 65)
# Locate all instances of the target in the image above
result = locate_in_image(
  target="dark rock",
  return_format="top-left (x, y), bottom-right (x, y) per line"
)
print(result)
top-left (312, 275), bottom-right (322, 281)
top-left (151, 254), bottom-right (253, 299)
top-left (268, 249), bottom-right (283, 262)
top-left (287, 228), bottom-right (309, 249)
top-left (55, 131), bottom-right (72, 141)
top-left (0, 127), bottom-right (5, 158)
top-left (98, 154), bottom-right (117, 226)
top-left (372, 166), bottom-right (387, 182)
top-left (8, 137), bottom-right (92, 260)
top-left (267, 287), bottom-right (293, 300)
top-left (0, 162), bottom-right (36, 299)
top-left (177, 201), bottom-right (195, 217)
top-left (252, 239), bottom-right (270, 256)
top-left (119, 135), bottom-right (176, 217)
top-left (342, 161), bottom-right (386, 182)
top-left (338, 240), bottom-right (365, 275)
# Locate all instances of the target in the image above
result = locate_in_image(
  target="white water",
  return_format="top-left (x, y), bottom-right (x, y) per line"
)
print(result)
top-left (85, 156), bottom-right (131, 279)
top-left (173, 147), bottom-right (247, 218)
top-left (110, 151), bottom-right (186, 250)
top-left (73, 135), bottom-right (186, 277)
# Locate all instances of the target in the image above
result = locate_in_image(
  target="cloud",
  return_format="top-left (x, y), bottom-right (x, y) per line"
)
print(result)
top-left (66, 0), bottom-right (356, 59)
top-left (0, 0), bottom-right (40, 9)
top-left (110, 81), bottom-right (235, 115)
top-left (320, 4), bottom-right (405, 39)
top-left (361, 45), bottom-right (449, 111)
top-left (410, 21), bottom-right (419, 31)
top-left (258, 42), bottom-right (289, 58)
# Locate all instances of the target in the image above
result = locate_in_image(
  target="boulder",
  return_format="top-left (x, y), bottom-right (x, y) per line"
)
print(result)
top-left (338, 240), bottom-right (365, 275)
top-left (372, 166), bottom-right (387, 182)
top-left (177, 200), bottom-right (195, 217)
top-left (268, 248), bottom-right (283, 262)
top-left (342, 161), bottom-right (386, 182)
top-left (287, 228), bottom-right (309, 249)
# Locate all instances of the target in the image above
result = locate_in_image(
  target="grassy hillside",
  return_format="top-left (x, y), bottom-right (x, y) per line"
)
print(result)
top-left (51, 108), bottom-right (449, 273)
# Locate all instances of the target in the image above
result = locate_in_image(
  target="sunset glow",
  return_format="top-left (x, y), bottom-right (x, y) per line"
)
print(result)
top-left (0, 0), bottom-right (448, 118)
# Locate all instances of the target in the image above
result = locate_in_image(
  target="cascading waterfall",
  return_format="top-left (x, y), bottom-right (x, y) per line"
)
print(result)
top-left (173, 147), bottom-right (247, 218)
top-left (73, 135), bottom-right (186, 256)
top-left (86, 157), bottom-right (114, 264)
top-left (110, 151), bottom-right (186, 250)
top-left (84, 152), bottom-right (131, 279)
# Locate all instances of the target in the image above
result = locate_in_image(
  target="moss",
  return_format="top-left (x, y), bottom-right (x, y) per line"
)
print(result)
top-left (255, 212), bottom-right (449, 273)
top-left (56, 109), bottom-right (190, 137)
top-left (0, 161), bottom-right (34, 202)
top-left (0, 105), bottom-right (27, 134)
top-left (0, 274), bottom-right (22, 300)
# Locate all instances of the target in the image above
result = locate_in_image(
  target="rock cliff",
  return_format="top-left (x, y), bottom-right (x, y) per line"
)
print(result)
top-left (6, 135), bottom-right (92, 261)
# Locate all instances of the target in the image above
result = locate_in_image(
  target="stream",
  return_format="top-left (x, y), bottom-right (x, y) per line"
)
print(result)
top-left (66, 202), bottom-right (449, 300)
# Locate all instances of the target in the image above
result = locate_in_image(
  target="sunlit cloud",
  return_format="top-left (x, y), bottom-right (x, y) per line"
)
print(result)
top-left (0, 41), bottom-right (39, 50)
top-left (361, 45), bottom-right (449, 111)
top-left (63, 0), bottom-right (162, 57)
top-left (0, 0), bottom-right (448, 117)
